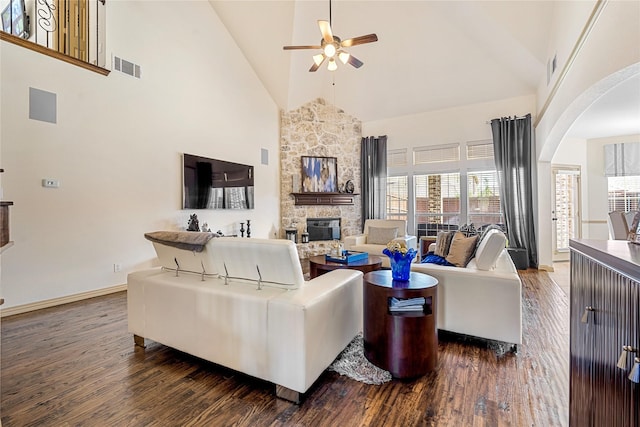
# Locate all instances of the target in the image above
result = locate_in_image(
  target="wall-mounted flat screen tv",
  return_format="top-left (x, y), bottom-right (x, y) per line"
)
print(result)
top-left (182, 153), bottom-right (254, 210)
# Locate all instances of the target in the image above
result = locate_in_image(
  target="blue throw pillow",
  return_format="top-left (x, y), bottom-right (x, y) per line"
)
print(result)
top-left (422, 254), bottom-right (454, 266)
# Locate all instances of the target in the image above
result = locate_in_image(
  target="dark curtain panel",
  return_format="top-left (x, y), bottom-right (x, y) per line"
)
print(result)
top-left (491, 115), bottom-right (538, 268)
top-left (361, 135), bottom-right (388, 227)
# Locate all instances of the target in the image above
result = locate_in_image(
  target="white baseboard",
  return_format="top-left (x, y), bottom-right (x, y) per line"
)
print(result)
top-left (0, 284), bottom-right (127, 318)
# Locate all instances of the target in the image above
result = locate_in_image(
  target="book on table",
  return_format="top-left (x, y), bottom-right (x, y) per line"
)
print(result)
top-left (389, 297), bottom-right (425, 312)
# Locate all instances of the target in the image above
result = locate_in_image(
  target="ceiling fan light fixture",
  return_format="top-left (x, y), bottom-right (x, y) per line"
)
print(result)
top-left (313, 54), bottom-right (325, 66)
top-left (323, 43), bottom-right (337, 58)
top-left (338, 51), bottom-right (350, 64)
top-left (327, 58), bottom-right (338, 71)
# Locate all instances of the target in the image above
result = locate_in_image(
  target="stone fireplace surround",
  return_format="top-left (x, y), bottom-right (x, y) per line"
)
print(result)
top-left (280, 99), bottom-right (362, 259)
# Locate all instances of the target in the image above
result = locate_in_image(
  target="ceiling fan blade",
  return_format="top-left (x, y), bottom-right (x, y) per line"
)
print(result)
top-left (309, 62), bottom-right (321, 72)
top-left (341, 33), bottom-right (378, 47)
top-left (283, 45), bottom-right (322, 50)
top-left (318, 20), bottom-right (334, 44)
top-left (347, 54), bottom-right (363, 69)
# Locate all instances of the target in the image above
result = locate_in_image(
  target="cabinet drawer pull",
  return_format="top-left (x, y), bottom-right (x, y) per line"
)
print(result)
top-left (617, 346), bottom-right (637, 369)
top-left (629, 357), bottom-right (640, 384)
top-left (580, 306), bottom-right (594, 323)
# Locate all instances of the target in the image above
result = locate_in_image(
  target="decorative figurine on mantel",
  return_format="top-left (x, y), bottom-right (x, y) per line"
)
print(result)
top-left (201, 222), bottom-right (211, 233)
top-left (246, 220), bottom-right (251, 238)
top-left (187, 214), bottom-right (200, 232)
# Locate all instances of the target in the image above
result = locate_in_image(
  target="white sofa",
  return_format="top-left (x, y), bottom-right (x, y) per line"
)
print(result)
top-left (411, 229), bottom-right (522, 349)
top-left (343, 219), bottom-right (418, 268)
top-left (127, 235), bottom-right (363, 403)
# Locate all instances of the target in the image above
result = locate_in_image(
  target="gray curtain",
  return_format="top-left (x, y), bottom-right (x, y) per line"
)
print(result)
top-left (361, 135), bottom-right (387, 226)
top-left (490, 114), bottom-right (538, 268)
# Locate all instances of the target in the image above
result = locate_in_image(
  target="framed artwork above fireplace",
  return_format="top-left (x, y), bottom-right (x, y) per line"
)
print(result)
top-left (301, 156), bottom-right (337, 192)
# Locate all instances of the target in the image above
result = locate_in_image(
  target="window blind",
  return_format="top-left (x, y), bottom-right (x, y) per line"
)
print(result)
top-left (466, 140), bottom-right (495, 160)
top-left (387, 149), bottom-right (408, 167)
top-left (604, 142), bottom-right (640, 177)
top-left (414, 144), bottom-right (460, 165)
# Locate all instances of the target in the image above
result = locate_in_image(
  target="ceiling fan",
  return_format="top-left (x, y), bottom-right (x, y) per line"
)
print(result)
top-left (283, 0), bottom-right (378, 72)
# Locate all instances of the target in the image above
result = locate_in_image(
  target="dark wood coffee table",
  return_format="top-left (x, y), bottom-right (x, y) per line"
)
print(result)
top-left (363, 270), bottom-right (438, 378)
top-left (308, 254), bottom-right (383, 279)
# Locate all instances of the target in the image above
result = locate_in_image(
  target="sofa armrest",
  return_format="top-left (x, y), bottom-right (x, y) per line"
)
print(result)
top-left (411, 263), bottom-right (522, 344)
top-left (344, 234), bottom-right (367, 248)
top-left (267, 269), bottom-right (363, 393)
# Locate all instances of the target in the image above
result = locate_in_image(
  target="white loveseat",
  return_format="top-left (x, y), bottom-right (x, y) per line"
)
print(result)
top-left (343, 219), bottom-right (418, 268)
top-left (127, 235), bottom-right (363, 402)
top-left (411, 229), bottom-right (522, 349)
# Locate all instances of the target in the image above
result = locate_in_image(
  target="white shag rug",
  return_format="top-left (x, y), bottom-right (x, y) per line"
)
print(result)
top-left (328, 333), bottom-right (392, 385)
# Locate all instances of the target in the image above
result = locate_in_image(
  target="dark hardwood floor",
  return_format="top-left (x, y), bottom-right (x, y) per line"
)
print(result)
top-left (0, 269), bottom-right (568, 426)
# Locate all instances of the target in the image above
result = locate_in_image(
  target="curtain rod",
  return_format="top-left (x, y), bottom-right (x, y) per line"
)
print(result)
top-left (485, 115), bottom-right (529, 124)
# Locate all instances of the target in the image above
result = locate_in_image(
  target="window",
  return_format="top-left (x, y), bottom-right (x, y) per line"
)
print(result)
top-left (608, 176), bottom-right (640, 212)
top-left (415, 173), bottom-right (460, 237)
top-left (387, 175), bottom-right (408, 221)
top-left (467, 170), bottom-right (503, 227)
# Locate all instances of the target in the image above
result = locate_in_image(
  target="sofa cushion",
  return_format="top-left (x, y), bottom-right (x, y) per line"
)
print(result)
top-left (446, 232), bottom-right (479, 267)
top-left (367, 227), bottom-right (398, 245)
top-left (474, 229), bottom-right (507, 271)
top-left (210, 238), bottom-right (305, 289)
top-left (434, 231), bottom-right (455, 257)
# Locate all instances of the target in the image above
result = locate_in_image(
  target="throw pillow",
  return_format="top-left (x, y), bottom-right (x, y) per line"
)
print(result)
top-left (367, 227), bottom-right (398, 245)
top-left (458, 223), bottom-right (478, 237)
top-left (446, 231), bottom-right (479, 267)
top-left (434, 231), bottom-right (455, 257)
top-left (422, 254), bottom-right (455, 266)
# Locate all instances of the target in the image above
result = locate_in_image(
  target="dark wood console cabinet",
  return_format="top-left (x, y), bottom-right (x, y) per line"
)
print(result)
top-left (569, 239), bottom-right (639, 426)
top-left (291, 192), bottom-right (358, 206)
top-left (0, 201), bottom-right (12, 248)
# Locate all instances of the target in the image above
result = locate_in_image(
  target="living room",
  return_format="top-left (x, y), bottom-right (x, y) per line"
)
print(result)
top-left (1, 0), bottom-right (639, 425)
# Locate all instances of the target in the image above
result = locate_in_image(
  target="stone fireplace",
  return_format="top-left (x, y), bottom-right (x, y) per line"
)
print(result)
top-left (280, 98), bottom-right (362, 259)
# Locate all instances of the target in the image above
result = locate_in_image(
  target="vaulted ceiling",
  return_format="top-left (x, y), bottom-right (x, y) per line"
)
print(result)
top-left (209, 1), bottom-right (639, 138)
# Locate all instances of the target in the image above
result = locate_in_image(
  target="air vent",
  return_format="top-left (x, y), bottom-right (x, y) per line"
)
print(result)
top-left (113, 56), bottom-right (141, 78)
top-left (414, 144), bottom-right (460, 165)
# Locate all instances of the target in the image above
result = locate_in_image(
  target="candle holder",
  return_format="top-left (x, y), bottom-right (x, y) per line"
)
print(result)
top-left (246, 220), bottom-right (251, 238)
top-left (240, 222), bottom-right (245, 237)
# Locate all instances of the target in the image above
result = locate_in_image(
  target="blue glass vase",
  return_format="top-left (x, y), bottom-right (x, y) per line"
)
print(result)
top-left (383, 248), bottom-right (417, 281)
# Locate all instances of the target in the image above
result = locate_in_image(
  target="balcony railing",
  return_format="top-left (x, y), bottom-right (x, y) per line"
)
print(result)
top-left (0, 0), bottom-right (107, 75)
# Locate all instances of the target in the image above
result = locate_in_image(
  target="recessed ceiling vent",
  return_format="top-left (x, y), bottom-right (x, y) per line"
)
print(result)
top-left (113, 56), bottom-right (141, 78)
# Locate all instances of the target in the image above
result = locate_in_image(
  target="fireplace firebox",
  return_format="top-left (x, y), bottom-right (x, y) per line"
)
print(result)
top-left (306, 218), bottom-right (341, 242)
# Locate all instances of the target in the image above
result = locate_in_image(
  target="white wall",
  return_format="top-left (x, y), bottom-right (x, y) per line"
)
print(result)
top-left (0, 1), bottom-right (280, 309)
top-left (364, 95), bottom-right (535, 151)
top-left (534, 0), bottom-right (640, 269)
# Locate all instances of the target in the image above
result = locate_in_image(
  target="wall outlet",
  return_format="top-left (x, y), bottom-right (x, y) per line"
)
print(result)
top-left (113, 263), bottom-right (122, 273)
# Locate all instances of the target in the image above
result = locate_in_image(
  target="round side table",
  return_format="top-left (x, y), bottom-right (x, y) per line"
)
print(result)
top-left (363, 270), bottom-right (438, 378)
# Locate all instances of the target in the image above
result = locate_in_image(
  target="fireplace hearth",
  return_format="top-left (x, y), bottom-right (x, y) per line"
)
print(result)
top-left (306, 218), bottom-right (341, 242)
